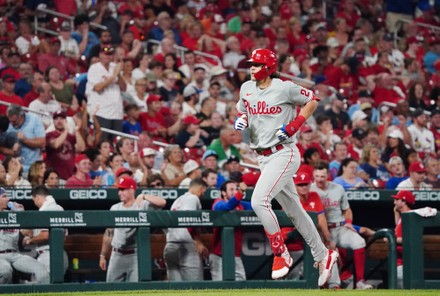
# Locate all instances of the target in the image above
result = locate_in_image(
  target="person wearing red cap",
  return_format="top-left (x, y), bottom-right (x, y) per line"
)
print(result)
top-left (99, 175), bottom-right (166, 282)
top-left (65, 154), bottom-right (101, 187)
top-left (138, 94), bottom-right (168, 142)
top-left (296, 124), bottom-right (327, 162)
top-left (0, 74), bottom-right (23, 115)
top-left (45, 109), bottom-right (85, 181)
top-left (175, 114), bottom-right (205, 161)
top-left (392, 190), bottom-right (416, 288)
top-left (396, 161), bottom-right (433, 190)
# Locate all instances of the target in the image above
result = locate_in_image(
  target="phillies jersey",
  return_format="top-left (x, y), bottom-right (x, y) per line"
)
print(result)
top-left (237, 78), bottom-right (313, 149)
top-left (311, 181), bottom-right (348, 224)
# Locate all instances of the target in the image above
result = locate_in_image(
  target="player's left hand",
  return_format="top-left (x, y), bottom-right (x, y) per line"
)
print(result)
top-left (276, 125), bottom-right (290, 141)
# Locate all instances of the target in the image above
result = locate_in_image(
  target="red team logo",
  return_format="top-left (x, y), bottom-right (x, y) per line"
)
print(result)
top-left (243, 100), bottom-right (282, 115)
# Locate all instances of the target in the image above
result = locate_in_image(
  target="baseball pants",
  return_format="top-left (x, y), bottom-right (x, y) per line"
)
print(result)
top-left (209, 254), bottom-right (246, 281)
top-left (106, 252), bottom-right (138, 282)
top-left (37, 250), bottom-right (69, 273)
top-left (0, 253), bottom-right (50, 284)
top-left (164, 242), bottom-right (203, 281)
top-left (330, 227), bottom-right (366, 249)
top-left (251, 144), bottom-right (327, 262)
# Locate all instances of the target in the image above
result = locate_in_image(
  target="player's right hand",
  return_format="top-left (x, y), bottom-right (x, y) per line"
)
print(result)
top-left (234, 114), bottom-right (248, 130)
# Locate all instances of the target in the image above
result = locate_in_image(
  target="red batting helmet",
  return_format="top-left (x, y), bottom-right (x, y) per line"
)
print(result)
top-left (247, 48), bottom-right (278, 80)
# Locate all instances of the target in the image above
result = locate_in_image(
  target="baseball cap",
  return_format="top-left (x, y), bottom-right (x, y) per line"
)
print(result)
top-left (430, 108), bottom-right (440, 117)
top-left (50, 37), bottom-right (61, 44)
top-left (210, 66), bottom-right (228, 77)
top-left (294, 172), bottom-right (311, 185)
top-left (183, 159), bottom-right (200, 175)
top-left (202, 149), bottom-right (218, 161)
top-left (53, 110), bottom-right (67, 119)
top-left (358, 90), bottom-right (372, 98)
top-left (183, 85), bottom-right (198, 97)
top-left (7, 51), bottom-right (19, 58)
top-left (408, 161), bottom-right (426, 173)
top-left (352, 128), bottom-right (367, 140)
top-left (226, 155), bottom-right (240, 164)
top-left (75, 154), bottom-right (89, 165)
top-left (115, 167), bottom-right (133, 178)
top-left (100, 44), bottom-right (115, 55)
top-left (351, 110), bottom-right (368, 122)
top-left (2, 74), bottom-right (16, 83)
top-left (147, 94), bottom-right (162, 104)
top-left (60, 21), bottom-right (71, 31)
top-left (392, 190), bottom-right (415, 205)
top-left (388, 129), bottom-right (404, 140)
top-left (300, 124), bottom-right (313, 133)
top-left (314, 22), bottom-right (327, 31)
top-left (145, 72), bottom-right (157, 82)
top-left (412, 108), bottom-right (425, 118)
top-left (383, 32), bottom-right (394, 42)
top-left (116, 176), bottom-right (137, 190)
top-left (360, 102), bottom-right (372, 111)
top-left (182, 115), bottom-right (200, 125)
top-left (140, 147), bottom-right (157, 158)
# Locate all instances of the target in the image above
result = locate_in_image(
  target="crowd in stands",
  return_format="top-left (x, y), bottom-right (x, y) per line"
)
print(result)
top-left (0, 0), bottom-right (439, 191)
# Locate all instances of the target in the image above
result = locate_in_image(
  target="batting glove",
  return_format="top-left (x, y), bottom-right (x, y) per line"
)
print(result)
top-left (276, 125), bottom-right (290, 141)
top-left (234, 115), bottom-right (248, 130)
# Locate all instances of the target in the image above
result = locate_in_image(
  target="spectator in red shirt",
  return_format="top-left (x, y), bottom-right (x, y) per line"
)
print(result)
top-left (139, 94), bottom-right (168, 143)
top-left (0, 51), bottom-right (21, 81)
top-left (65, 154), bottom-right (101, 188)
top-left (335, 0), bottom-right (360, 32)
top-left (37, 37), bottom-right (74, 80)
top-left (0, 75), bottom-right (23, 115)
top-left (430, 109), bottom-right (440, 156)
top-left (297, 124), bottom-right (327, 161)
top-left (45, 111), bottom-right (85, 181)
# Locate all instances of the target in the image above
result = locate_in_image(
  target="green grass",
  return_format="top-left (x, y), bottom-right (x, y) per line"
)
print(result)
top-left (3, 290), bottom-right (440, 296)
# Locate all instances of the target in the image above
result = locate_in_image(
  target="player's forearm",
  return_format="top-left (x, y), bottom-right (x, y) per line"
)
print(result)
top-left (298, 99), bottom-right (318, 120)
top-left (100, 228), bottom-right (113, 257)
top-left (343, 208), bottom-right (353, 222)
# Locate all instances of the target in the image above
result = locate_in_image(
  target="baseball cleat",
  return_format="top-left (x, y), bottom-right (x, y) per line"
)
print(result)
top-left (271, 249), bottom-right (293, 279)
top-left (356, 280), bottom-right (373, 289)
top-left (315, 249), bottom-right (338, 287)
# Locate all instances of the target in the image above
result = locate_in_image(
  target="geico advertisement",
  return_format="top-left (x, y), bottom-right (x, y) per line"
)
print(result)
top-left (142, 189), bottom-right (221, 199)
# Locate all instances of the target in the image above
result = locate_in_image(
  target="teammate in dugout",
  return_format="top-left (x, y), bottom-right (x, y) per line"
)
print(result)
top-left (210, 180), bottom-right (252, 281)
top-left (233, 48), bottom-right (338, 286)
top-left (99, 176), bottom-right (166, 282)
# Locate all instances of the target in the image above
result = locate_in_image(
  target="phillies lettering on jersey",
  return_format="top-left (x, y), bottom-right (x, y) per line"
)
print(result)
top-left (237, 78), bottom-right (313, 149)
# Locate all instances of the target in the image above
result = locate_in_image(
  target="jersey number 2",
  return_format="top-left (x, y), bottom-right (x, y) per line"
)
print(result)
top-left (300, 89), bottom-right (310, 97)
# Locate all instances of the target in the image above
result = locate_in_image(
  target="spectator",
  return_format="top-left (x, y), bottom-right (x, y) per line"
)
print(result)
top-left (14, 62), bottom-right (33, 98)
top-left (429, 109), bottom-right (440, 155)
top-left (137, 148), bottom-right (160, 186)
top-left (407, 108), bottom-right (435, 157)
top-left (179, 159), bottom-right (202, 188)
top-left (0, 187), bottom-right (49, 284)
top-left (175, 115), bottom-right (205, 161)
top-left (329, 142), bottom-right (348, 180)
top-left (85, 44), bottom-right (126, 141)
top-left (99, 176), bottom-right (166, 282)
top-left (132, 53), bottom-right (151, 81)
top-left (97, 139), bottom-right (113, 169)
top-left (147, 173), bottom-right (165, 188)
top-left (65, 154), bottom-right (101, 188)
top-left (164, 178), bottom-right (209, 281)
top-left (201, 149), bottom-right (226, 188)
top-left (28, 82), bottom-right (62, 129)
top-left (201, 168), bottom-right (218, 188)
top-left (71, 14), bottom-right (99, 58)
top-left (45, 110), bottom-right (85, 182)
top-left (0, 115), bottom-right (19, 157)
top-left (3, 156), bottom-right (31, 188)
top-left (333, 158), bottom-right (368, 190)
top-left (158, 69), bottom-right (180, 107)
top-left (116, 30), bottom-right (143, 61)
top-left (178, 50), bottom-right (198, 81)
top-left (311, 162), bottom-right (373, 289)
top-left (196, 97), bottom-right (216, 129)
top-left (316, 115), bottom-right (341, 155)
top-left (15, 19), bottom-right (40, 57)
top-left (130, 78), bottom-right (148, 112)
top-left (58, 21), bottom-right (80, 60)
top-left (202, 110), bottom-right (225, 145)
top-left (115, 137), bottom-right (134, 165)
top-left (423, 37), bottom-right (440, 74)
top-left (221, 155), bottom-right (241, 180)
top-left (122, 104), bottom-right (142, 136)
top-left (396, 161), bottom-right (433, 190)
top-left (0, 75), bottom-right (24, 115)
top-left (296, 124), bottom-right (327, 162)
top-left (161, 145), bottom-right (186, 187)
top-left (22, 71), bottom-right (44, 107)
top-left (139, 94), bottom-right (168, 142)
top-left (28, 160), bottom-right (46, 186)
top-left (43, 168), bottom-right (60, 188)
top-left (207, 125), bottom-right (241, 167)
top-left (21, 185), bottom-right (68, 274)
top-left (38, 38), bottom-right (74, 80)
top-left (210, 180), bottom-right (251, 281)
top-left (423, 156), bottom-right (440, 189)
top-left (7, 104), bottom-right (45, 176)
top-left (347, 128), bottom-right (368, 161)
top-left (88, 29), bottom-right (113, 59)
top-left (181, 84), bottom-right (199, 116)
top-left (385, 156), bottom-right (407, 190)
top-left (380, 129), bottom-right (409, 167)
top-left (186, 66), bottom-right (209, 98)
top-left (102, 153), bottom-right (124, 187)
top-left (392, 190), bottom-right (416, 288)
top-left (46, 66), bottom-right (79, 112)
top-left (359, 144), bottom-right (390, 188)
top-left (0, 50), bottom-right (21, 81)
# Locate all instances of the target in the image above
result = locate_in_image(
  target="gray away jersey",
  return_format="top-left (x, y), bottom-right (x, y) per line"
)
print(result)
top-left (166, 192), bottom-right (201, 243)
top-left (237, 78), bottom-right (313, 149)
top-left (310, 182), bottom-right (349, 224)
top-left (110, 200), bottom-right (151, 249)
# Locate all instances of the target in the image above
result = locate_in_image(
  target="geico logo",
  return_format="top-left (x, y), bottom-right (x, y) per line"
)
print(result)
top-left (6, 189), bottom-right (32, 200)
top-left (70, 190), bottom-right (107, 199)
top-left (142, 190), bottom-right (178, 199)
top-left (345, 191), bottom-right (380, 201)
top-left (414, 191), bottom-right (440, 201)
top-left (241, 232), bottom-right (273, 256)
top-left (210, 190), bottom-right (220, 199)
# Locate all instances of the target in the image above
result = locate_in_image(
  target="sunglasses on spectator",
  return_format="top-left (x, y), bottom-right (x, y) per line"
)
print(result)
top-left (102, 47), bottom-right (114, 55)
top-left (150, 182), bottom-right (163, 187)
top-left (296, 183), bottom-right (309, 187)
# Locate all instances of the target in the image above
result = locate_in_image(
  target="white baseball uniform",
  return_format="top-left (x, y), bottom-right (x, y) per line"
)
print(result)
top-left (236, 78), bottom-right (327, 262)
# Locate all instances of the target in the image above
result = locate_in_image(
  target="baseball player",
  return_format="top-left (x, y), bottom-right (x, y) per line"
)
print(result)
top-left (210, 180), bottom-right (252, 281)
top-left (99, 176), bottom-right (166, 282)
top-left (164, 178), bottom-right (209, 281)
top-left (311, 162), bottom-right (373, 289)
top-left (0, 187), bottom-right (50, 284)
top-left (233, 48), bottom-right (337, 285)
top-left (283, 172), bottom-right (341, 288)
top-left (21, 185), bottom-right (68, 274)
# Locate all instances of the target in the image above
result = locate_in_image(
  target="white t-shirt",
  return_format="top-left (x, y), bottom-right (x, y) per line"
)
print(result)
top-left (408, 124), bottom-right (435, 153)
top-left (28, 99), bottom-right (62, 128)
top-left (396, 178), bottom-right (432, 191)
